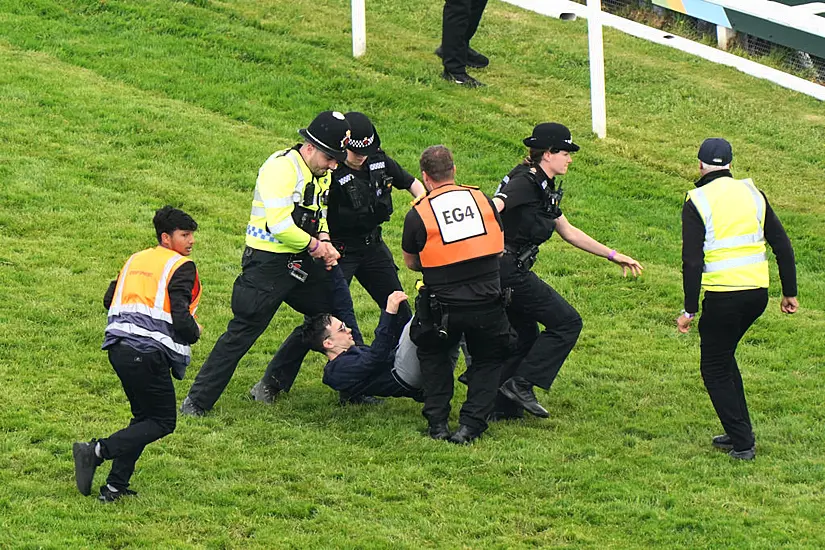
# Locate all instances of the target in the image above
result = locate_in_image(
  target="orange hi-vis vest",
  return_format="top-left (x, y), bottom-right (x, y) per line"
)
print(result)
top-left (104, 246), bottom-right (202, 370)
top-left (413, 183), bottom-right (503, 268)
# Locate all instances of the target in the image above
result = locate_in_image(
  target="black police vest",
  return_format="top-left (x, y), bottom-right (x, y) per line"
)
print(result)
top-left (498, 164), bottom-right (559, 248)
top-left (329, 152), bottom-right (395, 238)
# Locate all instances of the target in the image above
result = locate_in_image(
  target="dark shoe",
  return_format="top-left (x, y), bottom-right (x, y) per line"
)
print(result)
top-left (428, 422), bottom-right (451, 441)
top-left (486, 410), bottom-right (524, 423)
top-left (339, 393), bottom-right (384, 406)
top-left (499, 377), bottom-right (549, 418)
top-left (72, 440), bottom-right (102, 496)
top-left (179, 396), bottom-right (206, 417)
top-left (712, 434), bottom-right (734, 450)
top-left (98, 484), bottom-right (138, 503)
top-left (448, 424), bottom-right (482, 445)
top-left (249, 380), bottom-right (281, 405)
top-left (441, 70), bottom-right (485, 88)
top-left (435, 46), bottom-right (489, 69)
top-left (729, 447), bottom-right (756, 460)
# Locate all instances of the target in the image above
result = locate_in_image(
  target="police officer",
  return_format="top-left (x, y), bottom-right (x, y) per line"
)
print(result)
top-left (677, 138), bottom-right (798, 460)
top-left (246, 112), bottom-right (425, 405)
top-left (329, 112), bottom-right (425, 314)
top-left (179, 111), bottom-right (348, 416)
top-left (492, 123), bottom-right (643, 420)
top-left (402, 145), bottom-right (510, 445)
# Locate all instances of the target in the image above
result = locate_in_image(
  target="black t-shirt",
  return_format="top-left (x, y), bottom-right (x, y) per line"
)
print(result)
top-left (327, 151), bottom-right (415, 239)
top-left (495, 164), bottom-right (562, 249)
top-left (402, 189), bottom-right (503, 305)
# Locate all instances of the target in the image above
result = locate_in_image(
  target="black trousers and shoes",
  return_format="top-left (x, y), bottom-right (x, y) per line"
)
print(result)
top-left (75, 343), bottom-right (178, 494)
top-left (493, 257), bottom-right (583, 418)
top-left (185, 247), bottom-right (334, 412)
top-left (412, 301), bottom-right (511, 436)
top-left (440, 0), bottom-right (489, 75)
top-left (699, 288), bottom-right (768, 454)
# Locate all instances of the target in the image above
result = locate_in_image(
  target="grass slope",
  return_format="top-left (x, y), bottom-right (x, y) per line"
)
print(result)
top-left (0, 0), bottom-right (824, 547)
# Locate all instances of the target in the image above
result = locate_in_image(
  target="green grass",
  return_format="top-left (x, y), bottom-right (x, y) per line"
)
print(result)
top-left (1, 0), bottom-right (824, 547)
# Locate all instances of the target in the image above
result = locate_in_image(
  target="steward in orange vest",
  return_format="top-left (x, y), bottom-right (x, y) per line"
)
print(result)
top-left (402, 145), bottom-right (510, 445)
top-left (73, 206), bottom-right (202, 502)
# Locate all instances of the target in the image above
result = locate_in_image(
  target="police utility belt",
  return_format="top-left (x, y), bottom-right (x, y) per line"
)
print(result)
top-left (415, 284), bottom-right (512, 340)
top-left (504, 243), bottom-right (540, 272)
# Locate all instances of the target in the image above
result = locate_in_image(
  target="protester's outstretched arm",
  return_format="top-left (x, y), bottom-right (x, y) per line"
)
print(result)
top-left (554, 215), bottom-right (643, 277)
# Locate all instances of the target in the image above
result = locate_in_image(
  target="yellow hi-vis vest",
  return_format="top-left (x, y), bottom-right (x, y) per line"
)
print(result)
top-left (687, 176), bottom-right (769, 291)
top-left (104, 246), bottom-right (202, 370)
top-left (245, 148), bottom-right (330, 254)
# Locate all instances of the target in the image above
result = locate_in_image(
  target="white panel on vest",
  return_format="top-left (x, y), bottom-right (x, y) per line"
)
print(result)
top-left (429, 190), bottom-right (486, 244)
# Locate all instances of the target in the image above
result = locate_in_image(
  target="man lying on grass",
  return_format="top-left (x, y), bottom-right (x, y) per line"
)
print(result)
top-left (305, 290), bottom-right (458, 403)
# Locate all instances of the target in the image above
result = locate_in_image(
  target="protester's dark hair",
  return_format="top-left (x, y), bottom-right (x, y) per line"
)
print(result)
top-left (521, 147), bottom-right (560, 167)
top-left (153, 205), bottom-right (198, 244)
top-left (303, 313), bottom-right (333, 353)
top-left (419, 145), bottom-right (455, 183)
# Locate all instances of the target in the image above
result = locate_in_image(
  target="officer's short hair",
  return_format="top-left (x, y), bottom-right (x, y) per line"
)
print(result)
top-left (153, 205), bottom-right (198, 243)
top-left (420, 145), bottom-right (455, 183)
top-left (303, 313), bottom-right (333, 353)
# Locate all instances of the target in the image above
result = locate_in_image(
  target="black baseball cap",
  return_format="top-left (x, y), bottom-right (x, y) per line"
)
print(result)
top-left (523, 122), bottom-right (580, 152)
top-left (299, 111), bottom-right (351, 162)
top-left (698, 138), bottom-right (732, 166)
top-left (344, 112), bottom-right (381, 156)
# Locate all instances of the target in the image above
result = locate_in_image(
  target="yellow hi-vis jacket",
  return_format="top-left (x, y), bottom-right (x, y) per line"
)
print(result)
top-left (104, 246), bottom-right (202, 371)
top-left (245, 147), bottom-right (331, 253)
top-left (687, 176), bottom-right (769, 291)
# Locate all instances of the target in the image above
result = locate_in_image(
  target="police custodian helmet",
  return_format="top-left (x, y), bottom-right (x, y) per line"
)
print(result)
top-left (299, 111), bottom-right (351, 162)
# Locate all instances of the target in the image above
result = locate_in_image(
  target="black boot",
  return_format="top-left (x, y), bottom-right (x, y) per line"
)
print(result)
top-left (499, 377), bottom-right (549, 418)
top-left (428, 422), bottom-right (451, 441)
top-left (448, 424), bottom-right (482, 445)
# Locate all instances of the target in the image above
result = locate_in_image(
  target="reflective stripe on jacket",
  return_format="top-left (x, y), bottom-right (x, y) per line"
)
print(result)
top-left (687, 176), bottom-right (769, 291)
top-left (104, 246), bottom-right (202, 369)
top-left (413, 184), bottom-right (503, 268)
top-left (245, 148), bottom-right (330, 253)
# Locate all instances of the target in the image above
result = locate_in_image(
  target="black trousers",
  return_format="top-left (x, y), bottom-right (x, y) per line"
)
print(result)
top-left (494, 256), bottom-right (583, 415)
top-left (99, 343), bottom-right (177, 490)
top-left (263, 238), bottom-right (408, 392)
top-left (698, 288), bottom-right (768, 452)
top-left (441, 0), bottom-right (489, 73)
top-left (187, 247), bottom-right (333, 410)
top-left (339, 239), bottom-right (411, 319)
top-left (412, 301), bottom-right (510, 432)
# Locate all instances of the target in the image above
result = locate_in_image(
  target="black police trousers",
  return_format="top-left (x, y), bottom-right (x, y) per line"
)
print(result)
top-left (99, 343), bottom-right (177, 490)
top-left (186, 247), bottom-right (333, 410)
top-left (412, 301), bottom-right (510, 432)
top-left (441, 0), bottom-right (489, 74)
top-left (494, 256), bottom-right (583, 415)
top-left (263, 236), bottom-right (408, 392)
top-left (698, 288), bottom-right (768, 452)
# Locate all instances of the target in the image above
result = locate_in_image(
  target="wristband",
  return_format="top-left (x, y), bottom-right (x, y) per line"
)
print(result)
top-left (308, 239), bottom-right (320, 254)
top-left (680, 309), bottom-right (695, 319)
top-left (607, 249), bottom-right (617, 261)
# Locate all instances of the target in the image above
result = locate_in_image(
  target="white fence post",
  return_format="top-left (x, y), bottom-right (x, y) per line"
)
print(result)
top-left (587, 0), bottom-right (607, 138)
top-left (352, 0), bottom-right (366, 58)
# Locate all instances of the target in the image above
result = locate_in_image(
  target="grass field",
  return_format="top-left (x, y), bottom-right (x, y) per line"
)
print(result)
top-left (1, 0), bottom-right (824, 547)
